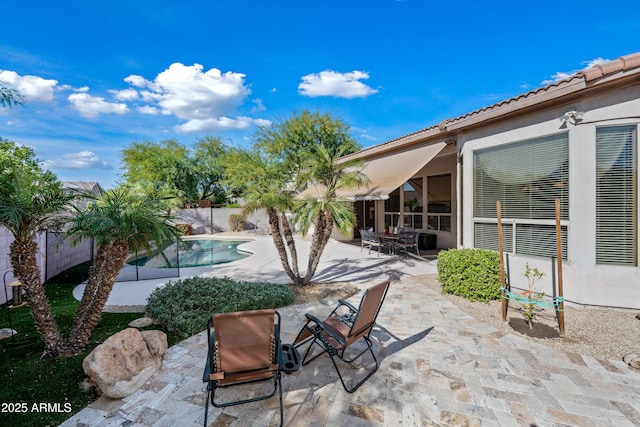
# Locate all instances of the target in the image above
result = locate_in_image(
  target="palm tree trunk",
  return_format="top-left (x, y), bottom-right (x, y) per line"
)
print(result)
top-left (268, 208), bottom-right (302, 285)
top-left (9, 239), bottom-right (65, 356)
top-left (63, 239), bottom-right (130, 356)
top-left (68, 243), bottom-right (111, 336)
top-left (280, 212), bottom-right (299, 277)
top-left (303, 211), bottom-right (334, 285)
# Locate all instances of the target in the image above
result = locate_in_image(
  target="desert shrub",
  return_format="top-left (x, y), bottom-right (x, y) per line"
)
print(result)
top-left (175, 223), bottom-right (193, 235)
top-left (228, 213), bottom-right (245, 231)
top-left (146, 276), bottom-right (295, 337)
top-left (437, 248), bottom-right (501, 302)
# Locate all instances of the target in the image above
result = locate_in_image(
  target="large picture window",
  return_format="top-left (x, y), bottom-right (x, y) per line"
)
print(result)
top-left (427, 174), bottom-right (451, 232)
top-left (384, 187), bottom-right (401, 230)
top-left (473, 133), bottom-right (568, 258)
top-left (596, 125), bottom-right (637, 265)
top-left (403, 177), bottom-right (423, 229)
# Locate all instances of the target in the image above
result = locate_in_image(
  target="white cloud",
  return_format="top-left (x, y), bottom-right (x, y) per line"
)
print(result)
top-left (68, 92), bottom-right (129, 118)
top-left (137, 105), bottom-right (161, 115)
top-left (125, 63), bottom-right (251, 122)
top-left (43, 150), bottom-right (111, 171)
top-left (352, 126), bottom-right (378, 142)
top-left (124, 75), bottom-right (147, 87)
top-left (176, 116), bottom-right (266, 132)
top-left (298, 70), bottom-right (378, 98)
top-left (0, 70), bottom-right (58, 102)
top-left (110, 88), bottom-right (138, 101)
top-left (582, 57), bottom-right (609, 69)
top-left (250, 98), bottom-right (266, 113)
top-left (541, 57), bottom-right (611, 85)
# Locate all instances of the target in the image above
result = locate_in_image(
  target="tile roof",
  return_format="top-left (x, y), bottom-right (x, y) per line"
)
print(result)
top-left (346, 52), bottom-right (640, 160)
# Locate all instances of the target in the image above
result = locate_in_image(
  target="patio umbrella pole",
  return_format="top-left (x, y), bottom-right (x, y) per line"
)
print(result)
top-left (555, 199), bottom-right (565, 336)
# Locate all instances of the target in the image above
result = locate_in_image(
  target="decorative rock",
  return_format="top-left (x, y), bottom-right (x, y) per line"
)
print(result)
top-left (140, 330), bottom-right (168, 357)
top-left (82, 328), bottom-right (167, 399)
top-left (623, 353), bottom-right (640, 369)
top-left (128, 317), bottom-right (153, 328)
top-left (0, 328), bottom-right (17, 340)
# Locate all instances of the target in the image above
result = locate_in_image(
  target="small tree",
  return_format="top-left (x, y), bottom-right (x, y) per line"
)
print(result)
top-left (1, 139), bottom-right (74, 356)
top-left (121, 137), bottom-right (231, 206)
top-left (1, 139), bottom-right (181, 357)
top-left (520, 263), bottom-right (546, 328)
top-left (231, 110), bottom-right (366, 286)
top-left (63, 187), bottom-right (181, 354)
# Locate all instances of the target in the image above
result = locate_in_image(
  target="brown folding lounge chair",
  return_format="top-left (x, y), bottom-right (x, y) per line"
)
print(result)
top-left (203, 309), bottom-right (283, 426)
top-left (293, 280), bottom-right (390, 393)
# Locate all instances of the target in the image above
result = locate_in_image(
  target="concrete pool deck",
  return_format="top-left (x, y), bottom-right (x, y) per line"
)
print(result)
top-left (73, 233), bottom-right (439, 307)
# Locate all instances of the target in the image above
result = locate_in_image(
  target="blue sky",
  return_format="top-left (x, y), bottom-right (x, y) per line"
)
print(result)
top-left (1, 0), bottom-right (639, 188)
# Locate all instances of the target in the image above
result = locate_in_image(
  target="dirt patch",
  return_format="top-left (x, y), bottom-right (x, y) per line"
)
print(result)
top-left (288, 282), bottom-right (360, 305)
top-left (508, 318), bottom-right (560, 339)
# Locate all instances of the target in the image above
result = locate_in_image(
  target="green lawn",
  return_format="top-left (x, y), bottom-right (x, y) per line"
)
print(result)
top-left (0, 263), bottom-right (180, 426)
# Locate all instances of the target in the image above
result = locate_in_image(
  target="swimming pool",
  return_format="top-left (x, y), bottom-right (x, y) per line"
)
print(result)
top-left (128, 239), bottom-right (249, 268)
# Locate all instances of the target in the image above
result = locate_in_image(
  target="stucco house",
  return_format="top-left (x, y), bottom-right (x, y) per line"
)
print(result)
top-left (339, 52), bottom-right (640, 310)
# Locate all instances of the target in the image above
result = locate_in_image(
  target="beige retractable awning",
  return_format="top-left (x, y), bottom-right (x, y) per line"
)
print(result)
top-left (301, 141), bottom-right (447, 201)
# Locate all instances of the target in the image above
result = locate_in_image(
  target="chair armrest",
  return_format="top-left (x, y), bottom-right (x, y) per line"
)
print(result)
top-left (304, 313), bottom-right (346, 346)
top-left (337, 299), bottom-right (358, 313)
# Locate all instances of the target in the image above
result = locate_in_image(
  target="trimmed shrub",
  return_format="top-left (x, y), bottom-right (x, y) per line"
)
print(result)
top-left (437, 248), bottom-right (501, 302)
top-left (228, 213), bottom-right (245, 231)
top-left (146, 276), bottom-right (295, 338)
top-left (175, 223), bottom-right (193, 235)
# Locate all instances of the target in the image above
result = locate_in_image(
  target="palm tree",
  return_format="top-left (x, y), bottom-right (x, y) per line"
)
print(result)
top-left (0, 141), bottom-right (74, 355)
top-left (242, 174), bottom-right (303, 286)
top-left (63, 187), bottom-right (181, 355)
top-left (2, 140), bottom-right (181, 357)
top-left (1, 83), bottom-right (24, 108)
top-left (296, 144), bottom-right (369, 285)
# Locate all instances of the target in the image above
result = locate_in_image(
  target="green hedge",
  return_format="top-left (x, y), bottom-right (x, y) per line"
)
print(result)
top-left (437, 248), bottom-right (501, 302)
top-left (146, 276), bottom-right (295, 337)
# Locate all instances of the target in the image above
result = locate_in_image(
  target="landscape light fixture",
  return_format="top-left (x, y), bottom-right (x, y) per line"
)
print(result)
top-left (559, 110), bottom-right (584, 125)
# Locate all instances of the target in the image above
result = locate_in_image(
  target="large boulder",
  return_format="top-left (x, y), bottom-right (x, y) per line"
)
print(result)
top-left (83, 328), bottom-right (168, 399)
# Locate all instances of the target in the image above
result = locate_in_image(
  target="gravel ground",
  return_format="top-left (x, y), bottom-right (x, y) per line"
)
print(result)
top-left (419, 274), bottom-right (640, 362)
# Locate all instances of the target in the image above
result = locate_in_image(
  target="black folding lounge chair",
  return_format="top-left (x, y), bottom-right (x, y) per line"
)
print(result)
top-left (203, 309), bottom-right (283, 426)
top-left (293, 280), bottom-right (390, 393)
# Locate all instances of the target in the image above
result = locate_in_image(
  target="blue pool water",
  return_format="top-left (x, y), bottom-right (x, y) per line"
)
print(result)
top-left (128, 239), bottom-right (249, 268)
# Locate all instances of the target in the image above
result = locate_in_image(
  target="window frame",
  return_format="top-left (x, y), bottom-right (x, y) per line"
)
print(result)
top-left (472, 132), bottom-right (569, 259)
top-left (595, 124), bottom-right (638, 266)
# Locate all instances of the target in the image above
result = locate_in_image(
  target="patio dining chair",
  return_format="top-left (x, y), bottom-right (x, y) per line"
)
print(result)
top-left (202, 309), bottom-right (283, 426)
top-left (361, 230), bottom-right (385, 256)
top-left (293, 280), bottom-right (390, 392)
top-left (396, 232), bottom-right (420, 257)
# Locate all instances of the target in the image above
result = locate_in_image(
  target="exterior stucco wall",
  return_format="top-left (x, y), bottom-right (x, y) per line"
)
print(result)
top-left (45, 233), bottom-right (94, 281)
top-left (174, 207), bottom-right (269, 234)
top-left (459, 86), bottom-right (640, 309)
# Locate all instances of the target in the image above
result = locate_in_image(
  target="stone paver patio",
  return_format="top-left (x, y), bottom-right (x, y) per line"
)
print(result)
top-left (63, 270), bottom-right (640, 426)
